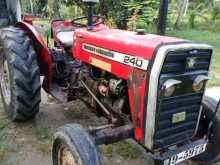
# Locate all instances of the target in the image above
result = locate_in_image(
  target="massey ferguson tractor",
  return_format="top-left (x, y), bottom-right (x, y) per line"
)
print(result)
top-left (0, 0), bottom-right (220, 165)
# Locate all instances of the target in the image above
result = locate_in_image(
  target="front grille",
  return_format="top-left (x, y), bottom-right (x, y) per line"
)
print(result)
top-left (162, 50), bottom-right (211, 74)
top-left (154, 49), bottom-right (212, 149)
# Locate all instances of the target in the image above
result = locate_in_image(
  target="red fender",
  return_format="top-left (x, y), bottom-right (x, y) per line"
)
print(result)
top-left (127, 68), bottom-right (148, 143)
top-left (15, 21), bottom-right (52, 92)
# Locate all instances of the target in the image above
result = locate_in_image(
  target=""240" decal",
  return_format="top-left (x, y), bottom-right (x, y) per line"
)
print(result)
top-left (124, 56), bottom-right (143, 68)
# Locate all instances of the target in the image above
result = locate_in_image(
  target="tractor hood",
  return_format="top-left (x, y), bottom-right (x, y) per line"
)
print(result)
top-left (73, 25), bottom-right (185, 79)
top-left (74, 25), bottom-right (184, 60)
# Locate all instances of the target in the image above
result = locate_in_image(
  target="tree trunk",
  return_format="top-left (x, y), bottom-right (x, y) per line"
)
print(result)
top-left (53, 0), bottom-right (60, 19)
top-left (189, 13), bottom-right (196, 28)
top-left (174, 0), bottom-right (188, 30)
top-left (29, 0), bottom-right (34, 14)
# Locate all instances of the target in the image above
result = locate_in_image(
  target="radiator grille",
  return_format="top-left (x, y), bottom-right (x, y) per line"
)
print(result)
top-left (162, 50), bottom-right (211, 74)
top-left (154, 49), bottom-right (212, 149)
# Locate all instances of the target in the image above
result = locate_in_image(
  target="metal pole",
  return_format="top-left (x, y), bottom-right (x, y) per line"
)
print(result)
top-left (157, 0), bottom-right (169, 35)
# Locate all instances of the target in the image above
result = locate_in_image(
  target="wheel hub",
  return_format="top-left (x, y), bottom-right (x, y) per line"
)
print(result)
top-left (59, 145), bottom-right (77, 165)
top-left (0, 59), bottom-right (11, 105)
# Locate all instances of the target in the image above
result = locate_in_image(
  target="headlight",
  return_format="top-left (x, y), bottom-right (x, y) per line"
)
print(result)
top-left (164, 85), bottom-right (176, 97)
top-left (193, 75), bottom-right (210, 92)
top-left (162, 79), bottom-right (182, 97)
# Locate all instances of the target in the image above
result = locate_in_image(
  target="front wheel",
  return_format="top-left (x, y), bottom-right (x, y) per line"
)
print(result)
top-left (192, 95), bottom-right (220, 164)
top-left (52, 124), bottom-right (103, 165)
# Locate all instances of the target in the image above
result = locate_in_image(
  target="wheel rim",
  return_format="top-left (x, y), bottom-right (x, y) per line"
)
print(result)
top-left (0, 59), bottom-right (11, 105)
top-left (58, 145), bottom-right (77, 165)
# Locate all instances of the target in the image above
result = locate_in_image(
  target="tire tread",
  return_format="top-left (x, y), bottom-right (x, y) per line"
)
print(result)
top-left (0, 26), bottom-right (41, 121)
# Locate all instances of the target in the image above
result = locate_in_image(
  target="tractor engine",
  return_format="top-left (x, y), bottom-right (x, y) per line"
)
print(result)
top-left (50, 48), bottom-right (129, 124)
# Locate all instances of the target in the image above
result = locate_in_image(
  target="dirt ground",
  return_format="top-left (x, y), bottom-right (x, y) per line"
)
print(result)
top-left (0, 89), bottom-right (213, 165)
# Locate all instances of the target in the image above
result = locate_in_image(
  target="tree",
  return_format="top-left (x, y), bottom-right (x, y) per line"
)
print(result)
top-left (29, 0), bottom-right (34, 14)
top-left (104, 0), bottom-right (129, 29)
top-left (209, 0), bottom-right (220, 21)
top-left (187, 0), bottom-right (209, 28)
top-left (174, 0), bottom-right (188, 29)
top-left (53, 0), bottom-right (61, 19)
top-left (125, 0), bottom-right (159, 30)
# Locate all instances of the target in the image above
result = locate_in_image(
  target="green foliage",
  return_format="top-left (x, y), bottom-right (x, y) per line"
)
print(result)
top-left (209, 0), bottom-right (220, 21)
top-left (56, 0), bottom-right (159, 30)
top-left (60, 4), bottom-right (82, 19)
top-left (124, 0), bottom-right (159, 30)
top-left (168, 0), bottom-right (220, 30)
top-left (103, 0), bottom-right (130, 29)
top-left (22, 0), bottom-right (220, 33)
top-left (21, 0), bottom-right (47, 15)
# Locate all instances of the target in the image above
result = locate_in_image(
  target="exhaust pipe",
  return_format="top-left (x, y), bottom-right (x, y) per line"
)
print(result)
top-left (83, 0), bottom-right (99, 30)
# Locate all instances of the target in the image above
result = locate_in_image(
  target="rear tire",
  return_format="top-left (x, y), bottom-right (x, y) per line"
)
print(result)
top-left (52, 124), bottom-right (103, 165)
top-left (192, 95), bottom-right (220, 164)
top-left (0, 27), bottom-right (41, 121)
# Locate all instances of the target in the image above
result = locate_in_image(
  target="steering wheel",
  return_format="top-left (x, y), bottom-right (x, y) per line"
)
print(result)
top-left (72, 15), bottom-right (104, 27)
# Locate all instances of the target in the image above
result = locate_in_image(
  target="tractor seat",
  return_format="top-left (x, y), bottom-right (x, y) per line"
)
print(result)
top-left (56, 30), bottom-right (75, 47)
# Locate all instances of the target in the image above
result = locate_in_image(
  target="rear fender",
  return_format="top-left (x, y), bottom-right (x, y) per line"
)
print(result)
top-left (15, 21), bottom-right (52, 92)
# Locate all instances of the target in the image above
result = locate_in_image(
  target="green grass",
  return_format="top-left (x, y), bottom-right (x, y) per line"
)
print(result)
top-left (0, 143), bottom-right (16, 157)
top-left (0, 119), bottom-right (10, 131)
top-left (0, 117), bottom-right (11, 141)
top-left (100, 141), bottom-right (140, 159)
top-left (168, 29), bottom-right (220, 87)
top-left (33, 127), bottom-right (54, 153)
top-left (33, 127), bottom-right (53, 140)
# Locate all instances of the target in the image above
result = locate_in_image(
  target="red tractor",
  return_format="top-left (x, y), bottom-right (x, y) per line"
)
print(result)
top-left (0, 0), bottom-right (220, 165)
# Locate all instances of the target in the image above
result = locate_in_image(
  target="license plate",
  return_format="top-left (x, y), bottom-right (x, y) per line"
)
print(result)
top-left (163, 143), bottom-right (207, 165)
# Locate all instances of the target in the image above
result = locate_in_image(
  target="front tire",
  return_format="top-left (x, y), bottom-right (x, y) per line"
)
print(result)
top-left (52, 124), bottom-right (103, 165)
top-left (0, 27), bottom-right (41, 121)
top-left (193, 95), bottom-right (220, 164)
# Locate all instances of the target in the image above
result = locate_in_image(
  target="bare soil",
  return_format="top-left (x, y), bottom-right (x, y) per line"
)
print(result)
top-left (0, 89), bottom-right (210, 165)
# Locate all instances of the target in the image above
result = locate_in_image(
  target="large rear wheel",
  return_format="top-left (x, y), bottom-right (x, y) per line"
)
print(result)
top-left (0, 27), bottom-right (41, 121)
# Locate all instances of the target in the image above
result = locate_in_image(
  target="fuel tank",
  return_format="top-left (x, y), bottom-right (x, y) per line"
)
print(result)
top-left (73, 25), bottom-right (184, 79)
